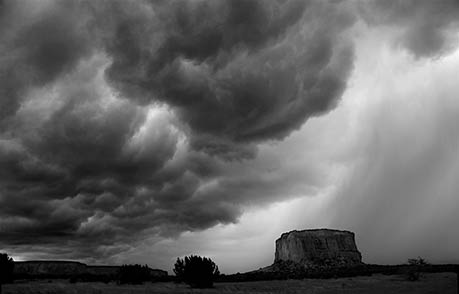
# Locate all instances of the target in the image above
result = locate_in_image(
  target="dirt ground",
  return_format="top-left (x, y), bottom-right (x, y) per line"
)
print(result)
top-left (3, 272), bottom-right (457, 294)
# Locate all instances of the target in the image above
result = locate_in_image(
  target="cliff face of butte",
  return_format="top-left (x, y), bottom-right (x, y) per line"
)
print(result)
top-left (275, 229), bottom-right (362, 267)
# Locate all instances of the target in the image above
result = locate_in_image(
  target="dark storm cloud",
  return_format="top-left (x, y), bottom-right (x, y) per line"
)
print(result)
top-left (0, 0), bottom-right (95, 122)
top-left (102, 0), bottom-right (355, 148)
top-left (0, 58), bottom-right (179, 258)
top-left (1, 0), bottom-right (356, 262)
top-left (2, 0), bottom-right (458, 265)
top-left (361, 0), bottom-right (459, 57)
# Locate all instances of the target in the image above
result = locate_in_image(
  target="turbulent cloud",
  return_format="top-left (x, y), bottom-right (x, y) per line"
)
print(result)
top-left (102, 0), bottom-right (355, 148)
top-left (361, 0), bottom-right (459, 57)
top-left (0, 0), bottom-right (95, 122)
top-left (1, 0), bottom-right (458, 268)
top-left (0, 0), bottom-right (357, 262)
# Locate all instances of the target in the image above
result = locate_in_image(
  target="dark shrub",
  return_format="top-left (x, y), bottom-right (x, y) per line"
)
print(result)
top-left (174, 255), bottom-right (220, 288)
top-left (118, 264), bottom-right (150, 284)
top-left (406, 257), bottom-right (428, 281)
top-left (0, 253), bottom-right (14, 294)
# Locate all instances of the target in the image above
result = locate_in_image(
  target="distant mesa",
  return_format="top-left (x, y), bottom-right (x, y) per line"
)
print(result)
top-left (14, 261), bottom-right (87, 278)
top-left (260, 228), bottom-right (362, 272)
top-left (13, 260), bottom-right (167, 280)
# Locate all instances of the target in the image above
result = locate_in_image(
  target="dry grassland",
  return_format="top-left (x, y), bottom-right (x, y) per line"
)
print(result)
top-left (3, 272), bottom-right (456, 294)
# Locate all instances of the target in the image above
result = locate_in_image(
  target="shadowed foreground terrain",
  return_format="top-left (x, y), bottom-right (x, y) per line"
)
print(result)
top-left (3, 273), bottom-right (456, 294)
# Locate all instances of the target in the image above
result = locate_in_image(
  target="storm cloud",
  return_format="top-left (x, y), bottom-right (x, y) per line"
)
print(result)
top-left (0, 0), bottom-right (356, 262)
top-left (361, 0), bottom-right (459, 57)
top-left (0, 0), bottom-right (94, 121)
top-left (1, 0), bottom-right (458, 269)
top-left (101, 0), bottom-right (355, 149)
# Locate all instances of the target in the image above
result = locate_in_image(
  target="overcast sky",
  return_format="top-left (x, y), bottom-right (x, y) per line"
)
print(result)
top-left (1, 0), bottom-right (459, 274)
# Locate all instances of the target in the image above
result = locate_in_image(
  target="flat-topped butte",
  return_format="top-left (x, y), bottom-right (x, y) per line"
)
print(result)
top-left (275, 228), bottom-right (362, 267)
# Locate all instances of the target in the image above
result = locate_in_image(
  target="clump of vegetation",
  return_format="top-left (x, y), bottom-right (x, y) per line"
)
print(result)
top-left (118, 264), bottom-right (151, 284)
top-left (406, 257), bottom-right (429, 281)
top-left (0, 253), bottom-right (14, 294)
top-left (174, 255), bottom-right (220, 288)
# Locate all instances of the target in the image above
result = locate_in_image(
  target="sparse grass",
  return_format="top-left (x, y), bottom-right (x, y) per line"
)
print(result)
top-left (3, 273), bottom-right (456, 294)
